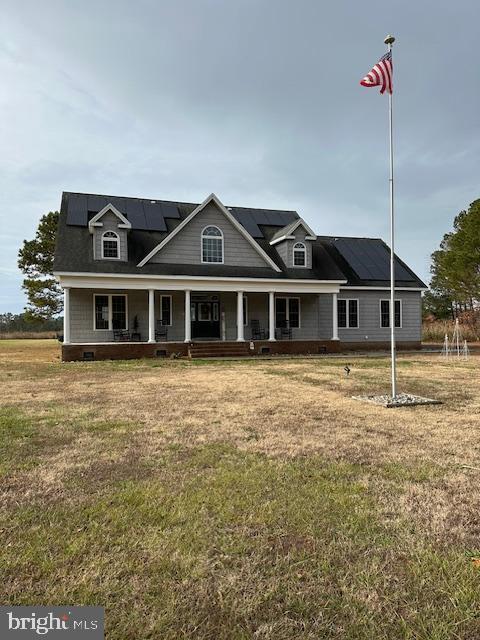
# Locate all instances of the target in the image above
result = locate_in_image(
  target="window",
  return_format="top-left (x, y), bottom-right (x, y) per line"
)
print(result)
top-left (293, 242), bottom-right (306, 267)
top-left (243, 296), bottom-right (248, 326)
top-left (160, 295), bottom-right (172, 326)
top-left (94, 295), bottom-right (109, 330)
top-left (102, 231), bottom-right (120, 259)
top-left (201, 225), bottom-right (223, 263)
top-left (338, 299), bottom-right (358, 328)
top-left (111, 295), bottom-right (127, 330)
top-left (275, 297), bottom-right (300, 329)
top-left (380, 299), bottom-right (402, 328)
top-left (94, 294), bottom-right (128, 330)
top-left (198, 302), bottom-right (211, 321)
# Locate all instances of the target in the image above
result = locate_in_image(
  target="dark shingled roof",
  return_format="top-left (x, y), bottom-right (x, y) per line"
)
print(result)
top-left (53, 191), bottom-right (426, 288)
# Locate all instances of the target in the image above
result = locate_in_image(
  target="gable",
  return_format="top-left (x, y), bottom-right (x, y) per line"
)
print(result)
top-left (138, 194), bottom-right (280, 270)
top-left (147, 201), bottom-right (270, 268)
top-left (269, 218), bottom-right (316, 245)
top-left (88, 203), bottom-right (131, 231)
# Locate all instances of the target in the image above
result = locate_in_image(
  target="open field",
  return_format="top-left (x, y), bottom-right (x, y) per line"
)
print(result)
top-left (1, 340), bottom-right (479, 639)
top-left (0, 331), bottom-right (58, 340)
top-left (423, 320), bottom-right (480, 343)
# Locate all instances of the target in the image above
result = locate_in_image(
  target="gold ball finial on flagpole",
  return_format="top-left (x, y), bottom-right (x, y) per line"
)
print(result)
top-left (384, 35), bottom-right (395, 45)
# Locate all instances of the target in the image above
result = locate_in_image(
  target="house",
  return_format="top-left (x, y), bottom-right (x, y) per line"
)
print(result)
top-left (53, 192), bottom-right (426, 361)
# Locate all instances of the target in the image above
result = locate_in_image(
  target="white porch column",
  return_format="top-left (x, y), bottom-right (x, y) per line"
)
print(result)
top-left (148, 289), bottom-right (155, 343)
top-left (236, 291), bottom-right (245, 341)
top-left (268, 291), bottom-right (276, 341)
top-left (63, 287), bottom-right (70, 344)
top-left (184, 290), bottom-right (191, 342)
top-left (332, 292), bottom-right (339, 340)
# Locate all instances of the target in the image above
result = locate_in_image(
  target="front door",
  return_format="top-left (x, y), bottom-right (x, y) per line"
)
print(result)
top-left (191, 300), bottom-right (220, 339)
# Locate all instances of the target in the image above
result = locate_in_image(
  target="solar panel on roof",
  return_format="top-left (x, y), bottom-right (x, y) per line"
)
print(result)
top-left (250, 210), bottom-right (271, 225)
top-left (64, 193), bottom-right (301, 243)
top-left (106, 196), bottom-right (126, 211)
top-left (86, 195), bottom-right (109, 212)
top-left (66, 193), bottom-right (88, 226)
top-left (159, 202), bottom-right (181, 219)
top-left (231, 210), bottom-right (262, 237)
top-left (263, 210), bottom-right (290, 225)
top-left (125, 200), bottom-right (148, 230)
top-left (143, 201), bottom-right (167, 232)
top-left (334, 238), bottom-right (415, 281)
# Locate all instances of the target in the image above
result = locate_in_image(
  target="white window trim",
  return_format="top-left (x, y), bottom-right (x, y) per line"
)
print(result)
top-left (379, 299), bottom-right (402, 329)
top-left (93, 293), bottom-right (128, 331)
top-left (292, 242), bottom-right (307, 268)
top-left (275, 296), bottom-right (301, 329)
top-left (337, 298), bottom-right (359, 329)
top-left (243, 295), bottom-right (248, 326)
top-left (159, 294), bottom-right (172, 326)
top-left (200, 225), bottom-right (224, 264)
top-left (101, 231), bottom-right (121, 260)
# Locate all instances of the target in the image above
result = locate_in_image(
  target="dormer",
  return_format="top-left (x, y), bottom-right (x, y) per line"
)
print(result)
top-left (88, 204), bottom-right (131, 262)
top-left (269, 218), bottom-right (317, 269)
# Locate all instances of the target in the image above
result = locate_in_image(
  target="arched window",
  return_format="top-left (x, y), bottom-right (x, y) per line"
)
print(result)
top-left (201, 226), bottom-right (223, 263)
top-left (102, 231), bottom-right (120, 259)
top-left (293, 242), bottom-right (306, 267)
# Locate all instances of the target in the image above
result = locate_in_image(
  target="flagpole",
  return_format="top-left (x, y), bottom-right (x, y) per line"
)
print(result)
top-left (385, 34), bottom-right (396, 398)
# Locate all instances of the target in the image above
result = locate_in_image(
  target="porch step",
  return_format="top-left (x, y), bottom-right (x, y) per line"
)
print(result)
top-left (189, 342), bottom-right (251, 358)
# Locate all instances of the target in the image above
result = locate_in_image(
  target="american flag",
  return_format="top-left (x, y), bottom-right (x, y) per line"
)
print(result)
top-left (360, 51), bottom-right (392, 94)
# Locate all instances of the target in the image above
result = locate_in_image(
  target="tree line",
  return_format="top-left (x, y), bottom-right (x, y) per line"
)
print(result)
top-left (0, 312), bottom-right (62, 334)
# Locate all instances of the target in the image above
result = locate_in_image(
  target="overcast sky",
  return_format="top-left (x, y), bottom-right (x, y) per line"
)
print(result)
top-left (1, 0), bottom-right (478, 313)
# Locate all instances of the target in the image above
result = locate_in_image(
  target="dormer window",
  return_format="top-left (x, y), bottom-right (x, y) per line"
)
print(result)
top-left (102, 231), bottom-right (120, 259)
top-left (293, 242), bottom-right (306, 267)
top-left (201, 226), bottom-right (223, 263)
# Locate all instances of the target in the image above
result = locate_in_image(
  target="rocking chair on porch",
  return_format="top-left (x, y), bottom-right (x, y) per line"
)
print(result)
top-left (155, 322), bottom-right (168, 342)
top-left (276, 319), bottom-right (292, 340)
top-left (250, 319), bottom-right (267, 340)
top-left (113, 320), bottom-right (130, 342)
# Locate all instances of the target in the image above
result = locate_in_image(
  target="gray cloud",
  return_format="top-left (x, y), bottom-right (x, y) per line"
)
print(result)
top-left (1, 0), bottom-right (478, 312)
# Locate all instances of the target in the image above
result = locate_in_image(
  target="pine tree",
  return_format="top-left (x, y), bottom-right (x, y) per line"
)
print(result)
top-left (429, 199), bottom-right (480, 313)
top-left (18, 211), bottom-right (62, 320)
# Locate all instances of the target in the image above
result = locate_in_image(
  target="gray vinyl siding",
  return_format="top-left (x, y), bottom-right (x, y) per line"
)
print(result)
top-left (93, 212), bottom-right (128, 262)
top-left (275, 228), bottom-right (312, 269)
top-left (149, 202), bottom-right (267, 268)
top-left (69, 289), bottom-right (184, 343)
top-left (336, 289), bottom-right (422, 342)
top-left (242, 293), bottom-right (322, 340)
top-left (318, 294), bottom-right (334, 340)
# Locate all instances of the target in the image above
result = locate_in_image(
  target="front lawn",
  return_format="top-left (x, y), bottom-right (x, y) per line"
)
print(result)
top-left (1, 341), bottom-right (479, 639)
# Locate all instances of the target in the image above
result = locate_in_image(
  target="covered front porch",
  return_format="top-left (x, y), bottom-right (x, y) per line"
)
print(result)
top-left (62, 289), bottom-right (341, 344)
top-left (59, 274), bottom-right (344, 360)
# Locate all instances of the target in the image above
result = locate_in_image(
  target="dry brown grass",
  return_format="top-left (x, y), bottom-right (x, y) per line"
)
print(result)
top-left (0, 331), bottom-right (58, 340)
top-left (1, 340), bottom-right (479, 638)
top-left (2, 341), bottom-right (479, 542)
